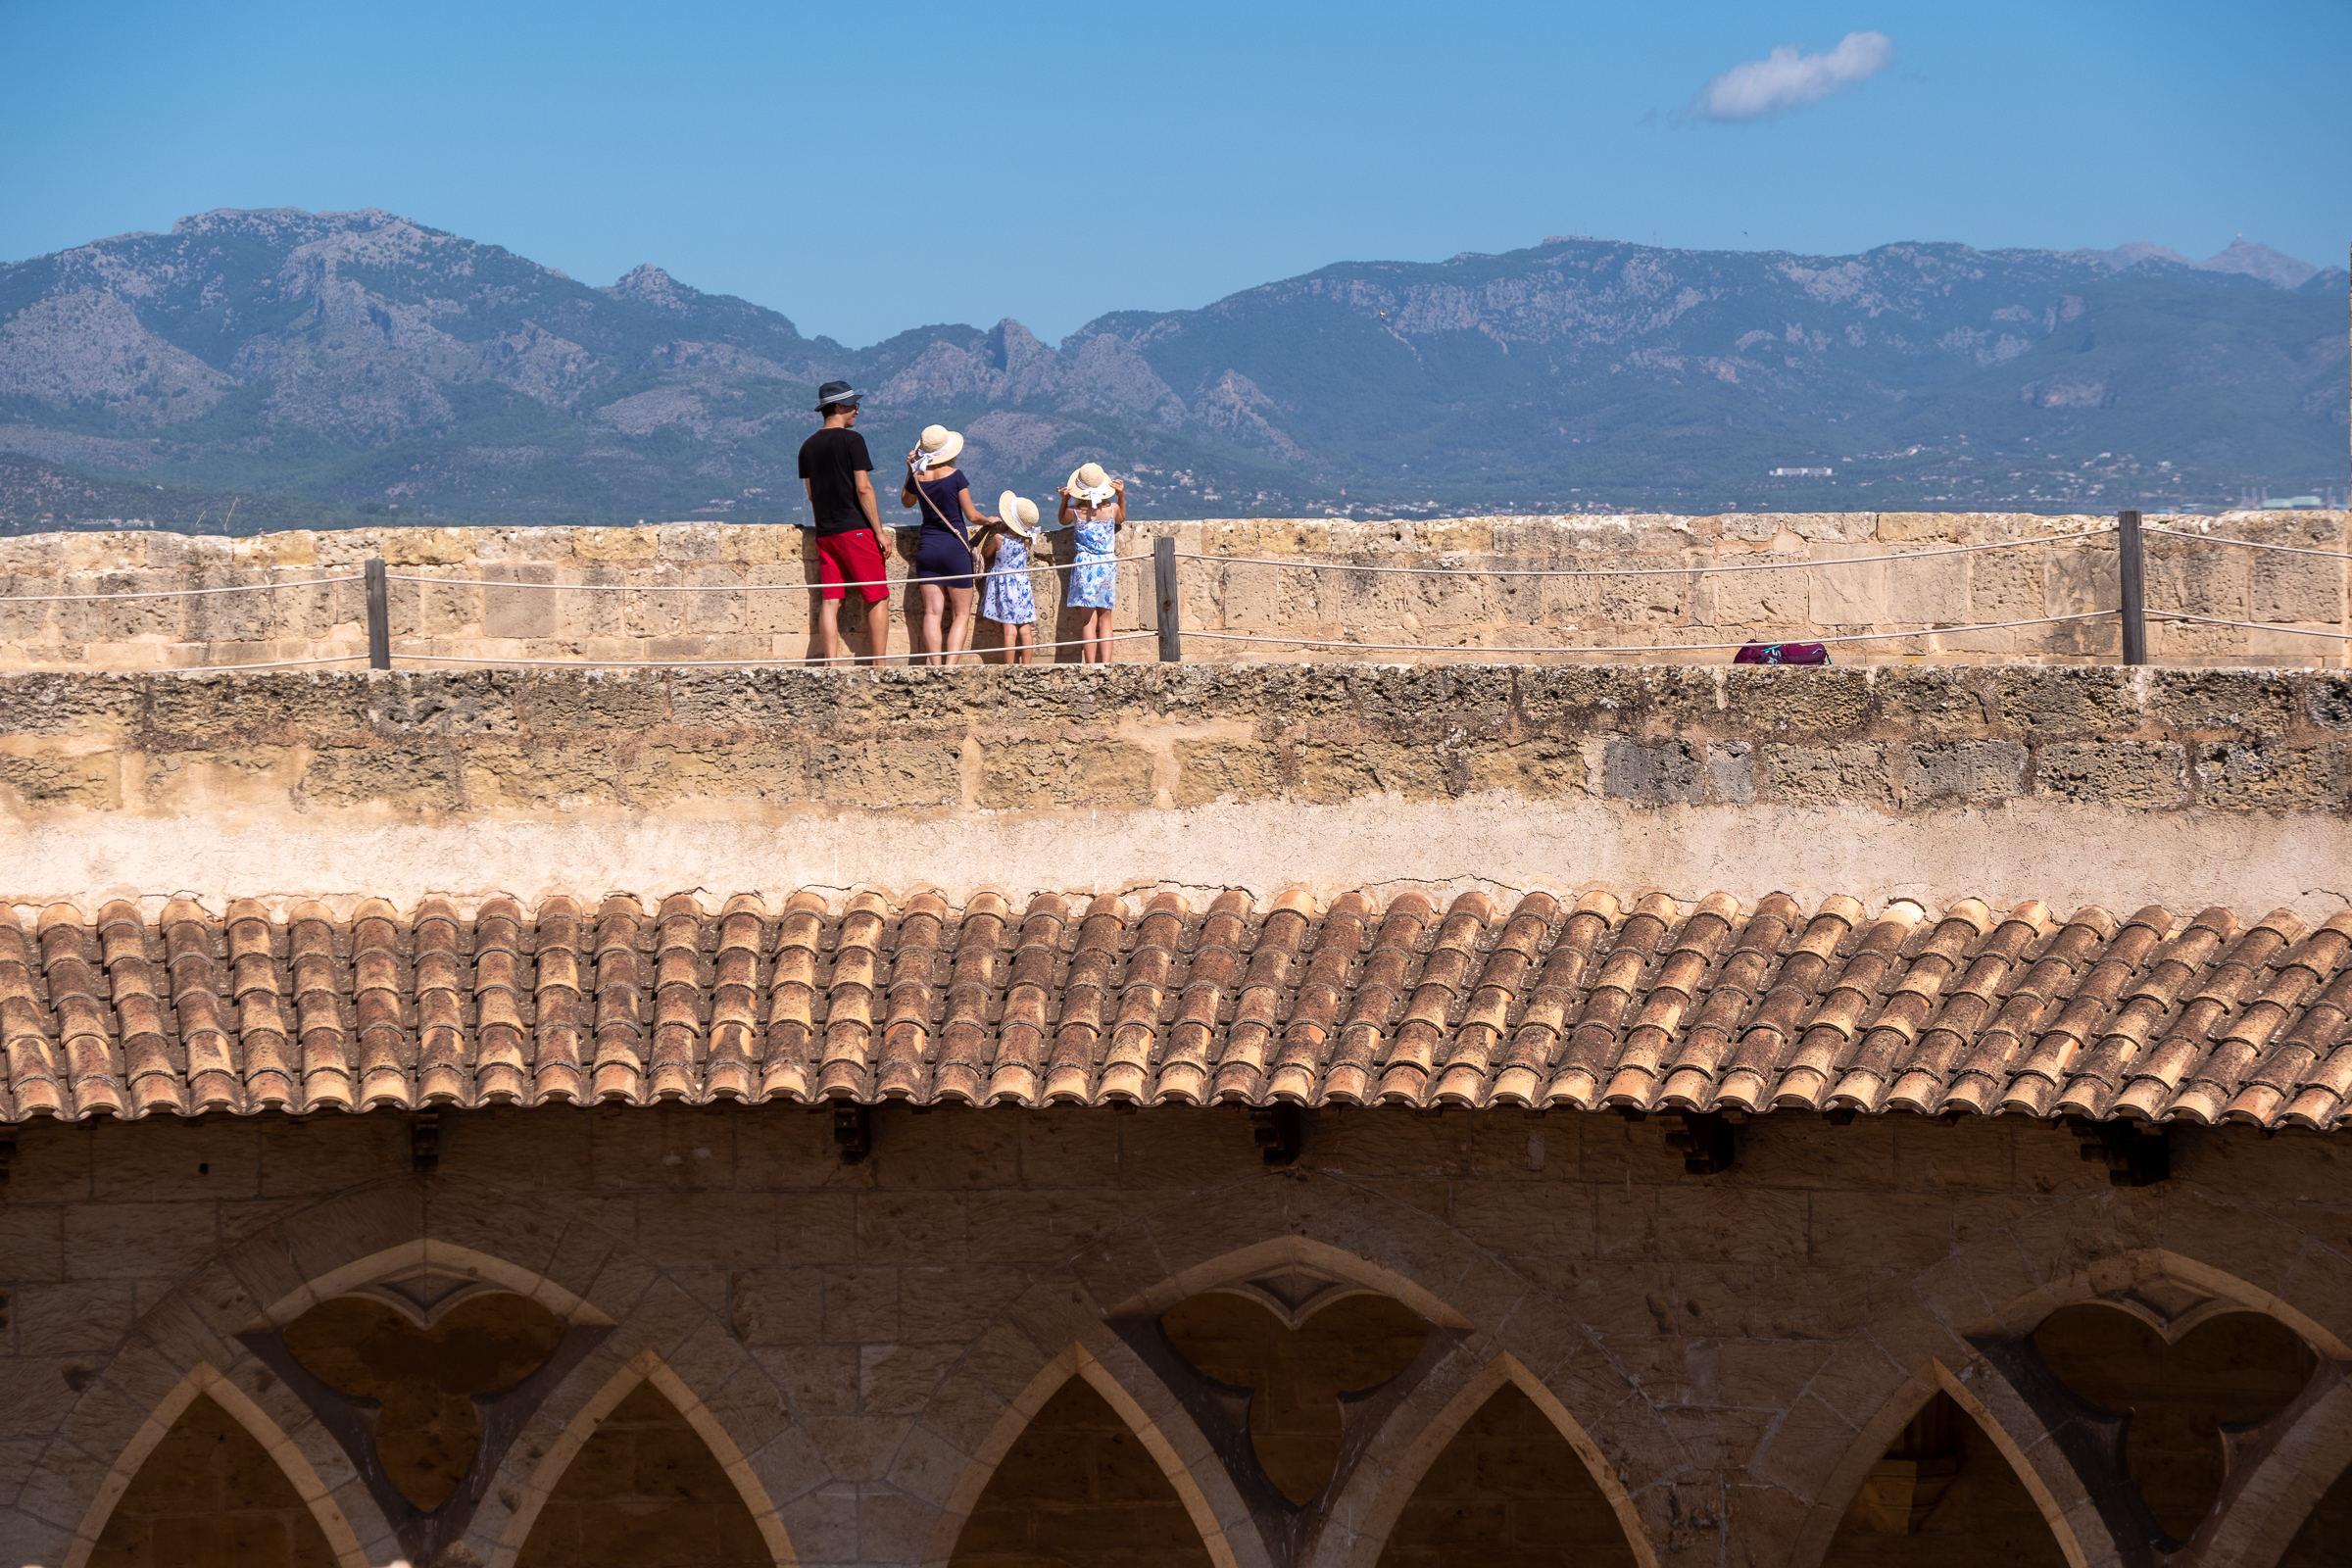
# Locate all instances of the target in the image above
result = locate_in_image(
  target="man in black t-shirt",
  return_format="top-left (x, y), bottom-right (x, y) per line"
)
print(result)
top-left (798, 381), bottom-right (893, 664)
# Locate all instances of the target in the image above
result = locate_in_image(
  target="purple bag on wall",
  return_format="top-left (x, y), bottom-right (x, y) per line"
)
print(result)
top-left (1733, 642), bottom-right (1831, 665)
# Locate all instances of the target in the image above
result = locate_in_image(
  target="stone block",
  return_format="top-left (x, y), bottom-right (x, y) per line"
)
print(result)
top-left (1702, 552), bottom-right (1806, 625)
top-left (519, 669), bottom-right (669, 731)
top-left (1884, 547), bottom-right (1968, 626)
top-left (2044, 540), bottom-right (2120, 616)
top-left (1760, 743), bottom-right (1892, 807)
top-left (379, 527), bottom-right (474, 566)
top-left (2194, 743), bottom-right (2341, 810)
top-left (1170, 741), bottom-right (1282, 807)
top-left (0, 752), bottom-right (119, 808)
top-left (573, 526), bottom-right (661, 563)
top-left (1874, 668), bottom-right (1985, 736)
top-left (1716, 668), bottom-right (1876, 737)
top-left (1808, 545), bottom-right (1890, 626)
top-left (628, 743), bottom-right (804, 803)
top-left (978, 739), bottom-right (1153, 808)
top-left (1287, 740), bottom-right (1449, 803)
top-left (1602, 739), bottom-right (1704, 805)
top-left (1707, 741), bottom-right (1756, 805)
top-left (1463, 739), bottom-right (1590, 800)
top-left (1901, 742), bottom-right (2026, 807)
top-left (2031, 742), bottom-right (2186, 808)
top-left (809, 738), bottom-right (963, 808)
top-left (300, 745), bottom-right (464, 810)
top-left (2251, 554), bottom-right (2342, 623)
top-left (1988, 668), bottom-right (2138, 739)
top-left (482, 566), bottom-right (560, 639)
top-left (2145, 546), bottom-right (2249, 619)
top-left (1878, 514), bottom-right (1964, 543)
top-left (2146, 671), bottom-right (2299, 735)
top-left (1968, 549), bottom-right (2044, 623)
top-left (368, 671), bottom-right (524, 736)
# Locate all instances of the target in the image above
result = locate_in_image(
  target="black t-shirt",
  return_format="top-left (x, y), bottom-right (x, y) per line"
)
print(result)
top-left (798, 426), bottom-right (873, 535)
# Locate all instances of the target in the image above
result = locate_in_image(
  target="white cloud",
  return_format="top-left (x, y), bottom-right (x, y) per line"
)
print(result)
top-left (1689, 31), bottom-right (1895, 123)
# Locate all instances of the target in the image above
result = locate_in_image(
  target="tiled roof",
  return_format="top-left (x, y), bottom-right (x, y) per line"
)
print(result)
top-left (3, 889), bottom-right (2351, 1131)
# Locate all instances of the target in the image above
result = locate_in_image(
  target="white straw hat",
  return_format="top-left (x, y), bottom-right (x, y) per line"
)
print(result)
top-left (1066, 463), bottom-right (1114, 505)
top-left (997, 491), bottom-right (1041, 540)
top-left (913, 425), bottom-right (964, 470)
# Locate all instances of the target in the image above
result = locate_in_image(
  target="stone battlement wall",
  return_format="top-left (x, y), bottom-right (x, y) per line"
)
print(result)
top-left (1, 662), bottom-right (2348, 922)
top-left (0, 510), bottom-right (2341, 670)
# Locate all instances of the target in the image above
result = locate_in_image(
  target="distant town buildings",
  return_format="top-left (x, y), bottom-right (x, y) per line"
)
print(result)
top-left (1771, 466), bottom-right (1834, 477)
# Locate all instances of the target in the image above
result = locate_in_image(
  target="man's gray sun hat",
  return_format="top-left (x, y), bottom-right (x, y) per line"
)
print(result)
top-left (814, 380), bottom-right (863, 412)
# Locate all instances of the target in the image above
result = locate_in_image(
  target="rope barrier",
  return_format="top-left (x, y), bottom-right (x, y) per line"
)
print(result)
top-left (385, 562), bottom-right (1081, 592)
top-left (156, 654), bottom-right (372, 673)
top-left (1185, 612), bottom-right (2117, 658)
top-left (0, 573), bottom-right (363, 606)
top-left (2153, 613), bottom-right (2352, 641)
top-left (1174, 527), bottom-right (2113, 579)
top-left (386, 630), bottom-right (1161, 668)
top-left (2144, 527), bottom-right (2352, 564)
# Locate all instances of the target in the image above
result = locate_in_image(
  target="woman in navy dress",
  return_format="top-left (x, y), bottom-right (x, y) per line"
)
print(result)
top-left (899, 424), bottom-right (1002, 665)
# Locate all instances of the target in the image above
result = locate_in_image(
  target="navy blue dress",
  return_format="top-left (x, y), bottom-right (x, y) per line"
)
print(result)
top-left (911, 472), bottom-right (977, 588)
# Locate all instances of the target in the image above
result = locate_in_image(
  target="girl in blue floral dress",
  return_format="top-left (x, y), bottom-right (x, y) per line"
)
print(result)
top-left (1057, 462), bottom-right (1125, 663)
top-left (981, 491), bottom-right (1039, 663)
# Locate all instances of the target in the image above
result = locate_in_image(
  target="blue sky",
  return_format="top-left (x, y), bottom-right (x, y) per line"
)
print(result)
top-left (2, 0), bottom-right (2344, 346)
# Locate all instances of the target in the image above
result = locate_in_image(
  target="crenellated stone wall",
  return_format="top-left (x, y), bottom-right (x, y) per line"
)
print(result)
top-left (0, 511), bottom-right (2341, 671)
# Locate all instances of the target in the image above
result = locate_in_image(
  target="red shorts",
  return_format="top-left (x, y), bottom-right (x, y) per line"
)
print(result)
top-left (814, 529), bottom-right (890, 604)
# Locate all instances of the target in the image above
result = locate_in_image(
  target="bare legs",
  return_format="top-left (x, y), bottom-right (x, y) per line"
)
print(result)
top-left (1078, 606), bottom-right (1114, 663)
top-left (815, 597), bottom-right (892, 665)
top-left (916, 583), bottom-right (974, 665)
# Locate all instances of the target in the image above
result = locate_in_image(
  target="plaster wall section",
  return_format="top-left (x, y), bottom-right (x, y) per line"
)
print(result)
top-left (0, 664), bottom-right (2351, 921)
top-left (0, 512), bottom-right (2340, 671)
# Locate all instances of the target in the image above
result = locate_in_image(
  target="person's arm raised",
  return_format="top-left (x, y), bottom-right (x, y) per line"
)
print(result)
top-left (1111, 477), bottom-right (1128, 526)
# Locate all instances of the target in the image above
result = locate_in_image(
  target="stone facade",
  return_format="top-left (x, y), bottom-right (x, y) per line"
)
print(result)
top-left (0, 513), bottom-right (2342, 671)
top-left (2, 1100), bottom-right (2349, 1568)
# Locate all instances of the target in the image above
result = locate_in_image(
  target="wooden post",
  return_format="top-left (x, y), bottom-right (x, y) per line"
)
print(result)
top-left (365, 557), bottom-right (391, 670)
top-left (2117, 511), bottom-right (2146, 665)
top-left (1153, 536), bottom-right (1182, 662)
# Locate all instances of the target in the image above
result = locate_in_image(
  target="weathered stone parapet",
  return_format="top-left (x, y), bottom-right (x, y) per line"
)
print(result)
top-left (2, 662), bottom-right (2348, 815)
top-left (0, 511), bottom-right (2341, 670)
top-left (1, 664), bottom-right (2350, 920)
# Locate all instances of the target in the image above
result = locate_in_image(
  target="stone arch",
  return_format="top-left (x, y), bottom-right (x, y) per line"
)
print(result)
top-left (490, 1348), bottom-right (795, 1568)
top-left (22, 1175), bottom-right (672, 1568)
top-left (61, 1360), bottom-right (368, 1568)
top-left (1105, 1235), bottom-right (1476, 1331)
top-left (1806, 1358), bottom-right (2100, 1568)
top-left (1303, 1350), bottom-right (1657, 1568)
top-left (922, 1340), bottom-right (1260, 1568)
top-left (2179, 1360), bottom-right (2352, 1568)
top-left (1776, 1236), bottom-right (2352, 1568)
top-left (906, 1180), bottom-right (1676, 1568)
top-left (1982, 1247), bottom-right (2352, 1359)
top-left (242, 1236), bottom-right (615, 1332)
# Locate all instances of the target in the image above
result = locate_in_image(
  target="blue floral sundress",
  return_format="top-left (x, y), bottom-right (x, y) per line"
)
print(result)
top-left (1065, 519), bottom-right (1116, 611)
top-left (981, 534), bottom-right (1037, 624)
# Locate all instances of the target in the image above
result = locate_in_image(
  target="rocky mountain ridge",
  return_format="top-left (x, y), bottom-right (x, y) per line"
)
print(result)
top-left (0, 208), bottom-right (2341, 525)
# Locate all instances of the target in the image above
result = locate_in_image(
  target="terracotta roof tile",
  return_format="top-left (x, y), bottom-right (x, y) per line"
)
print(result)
top-left (11, 887), bottom-right (2352, 1130)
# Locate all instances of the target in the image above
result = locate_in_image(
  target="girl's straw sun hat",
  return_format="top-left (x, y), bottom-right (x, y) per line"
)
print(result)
top-left (914, 425), bottom-right (964, 469)
top-left (997, 491), bottom-right (1041, 540)
top-left (1066, 462), bottom-right (1114, 503)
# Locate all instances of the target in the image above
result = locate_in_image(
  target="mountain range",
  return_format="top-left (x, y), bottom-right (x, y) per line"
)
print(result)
top-left (0, 208), bottom-right (2342, 529)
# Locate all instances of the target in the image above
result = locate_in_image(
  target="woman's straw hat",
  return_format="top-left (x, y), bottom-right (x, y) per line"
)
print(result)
top-left (913, 425), bottom-right (964, 469)
top-left (997, 491), bottom-right (1041, 541)
top-left (1066, 462), bottom-right (1114, 504)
